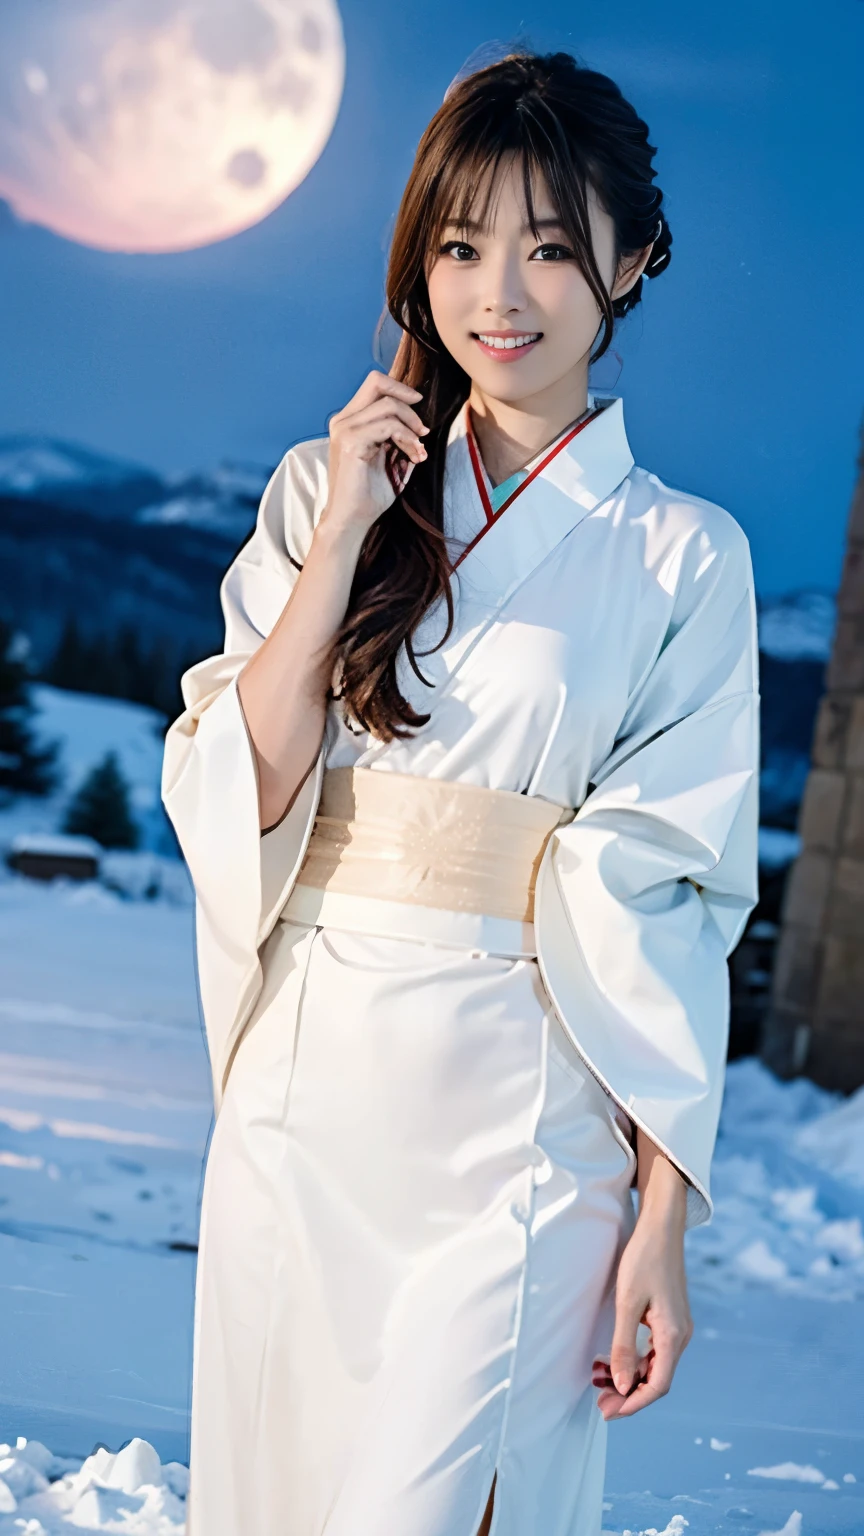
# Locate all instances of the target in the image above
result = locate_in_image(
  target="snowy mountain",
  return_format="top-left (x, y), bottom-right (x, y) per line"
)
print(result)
top-left (0, 435), bottom-right (164, 519)
top-left (137, 463), bottom-right (272, 540)
top-left (0, 436), bottom-right (275, 674)
top-left (0, 432), bottom-right (272, 532)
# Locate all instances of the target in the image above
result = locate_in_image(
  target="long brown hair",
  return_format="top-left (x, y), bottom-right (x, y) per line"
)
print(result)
top-left (332, 49), bottom-right (673, 741)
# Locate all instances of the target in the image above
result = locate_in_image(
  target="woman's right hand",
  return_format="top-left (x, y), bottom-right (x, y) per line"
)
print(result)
top-left (238, 373), bottom-right (427, 829)
top-left (322, 370), bottom-right (429, 535)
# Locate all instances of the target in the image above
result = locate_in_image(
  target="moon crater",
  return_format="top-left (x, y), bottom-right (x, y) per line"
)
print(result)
top-left (191, 3), bottom-right (278, 75)
top-left (227, 147), bottom-right (268, 187)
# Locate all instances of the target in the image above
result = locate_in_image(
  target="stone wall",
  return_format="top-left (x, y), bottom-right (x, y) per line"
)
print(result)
top-left (762, 419), bottom-right (864, 1091)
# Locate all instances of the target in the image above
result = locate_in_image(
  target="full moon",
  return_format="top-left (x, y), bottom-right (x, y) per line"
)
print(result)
top-left (0, 0), bottom-right (345, 253)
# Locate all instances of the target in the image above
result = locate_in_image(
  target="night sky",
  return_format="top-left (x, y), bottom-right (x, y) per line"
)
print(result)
top-left (1, 0), bottom-right (862, 595)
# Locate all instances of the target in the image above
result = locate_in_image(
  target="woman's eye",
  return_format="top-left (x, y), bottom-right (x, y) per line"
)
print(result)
top-left (531, 243), bottom-right (574, 261)
top-left (439, 240), bottom-right (478, 262)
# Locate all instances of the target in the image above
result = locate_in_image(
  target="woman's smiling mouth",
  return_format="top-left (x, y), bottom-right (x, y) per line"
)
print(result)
top-left (473, 330), bottom-right (542, 361)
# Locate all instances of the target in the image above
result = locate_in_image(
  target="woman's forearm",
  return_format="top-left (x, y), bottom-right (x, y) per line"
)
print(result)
top-left (237, 514), bottom-right (367, 830)
top-left (634, 1128), bottom-right (688, 1233)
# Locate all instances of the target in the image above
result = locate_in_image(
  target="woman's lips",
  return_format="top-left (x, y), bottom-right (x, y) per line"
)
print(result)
top-left (472, 332), bottom-right (542, 363)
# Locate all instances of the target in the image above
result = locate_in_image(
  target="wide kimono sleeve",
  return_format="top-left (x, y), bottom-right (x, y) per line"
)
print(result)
top-left (534, 508), bottom-right (760, 1230)
top-left (161, 438), bottom-right (330, 1111)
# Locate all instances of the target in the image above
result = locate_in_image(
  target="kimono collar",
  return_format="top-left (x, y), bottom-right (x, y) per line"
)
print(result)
top-left (447, 393), bottom-right (633, 512)
top-left (442, 394), bottom-right (635, 602)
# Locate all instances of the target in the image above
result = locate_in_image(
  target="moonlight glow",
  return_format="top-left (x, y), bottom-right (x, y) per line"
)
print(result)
top-left (0, 0), bottom-right (345, 253)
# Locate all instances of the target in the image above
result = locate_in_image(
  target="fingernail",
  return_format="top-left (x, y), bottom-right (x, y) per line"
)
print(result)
top-left (419, 425), bottom-right (430, 434)
top-left (614, 1372), bottom-right (631, 1395)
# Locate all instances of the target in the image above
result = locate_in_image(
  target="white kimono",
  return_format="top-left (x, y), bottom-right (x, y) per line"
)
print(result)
top-left (161, 393), bottom-right (759, 1536)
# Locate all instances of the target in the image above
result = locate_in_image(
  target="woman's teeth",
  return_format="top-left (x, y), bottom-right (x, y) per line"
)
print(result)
top-left (476, 333), bottom-right (541, 350)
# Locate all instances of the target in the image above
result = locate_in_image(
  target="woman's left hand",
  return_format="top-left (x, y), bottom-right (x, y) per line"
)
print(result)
top-left (592, 1130), bottom-right (693, 1420)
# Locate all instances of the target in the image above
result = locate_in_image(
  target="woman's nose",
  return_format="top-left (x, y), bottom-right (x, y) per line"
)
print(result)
top-left (482, 252), bottom-right (528, 316)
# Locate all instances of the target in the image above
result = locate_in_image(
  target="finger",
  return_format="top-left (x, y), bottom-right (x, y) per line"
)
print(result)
top-left (383, 430), bottom-right (427, 467)
top-left (594, 1349), bottom-right (650, 1419)
top-left (343, 413), bottom-right (428, 459)
top-left (373, 369), bottom-right (423, 402)
top-left (330, 373), bottom-right (422, 429)
top-left (608, 1379), bottom-right (665, 1418)
top-left (609, 1290), bottom-right (643, 1398)
top-left (595, 1387), bottom-right (626, 1420)
top-left (591, 1358), bottom-right (614, 1389)
top-left (390, 428), bottom-right (428, 463)
top-left (390, 455), bottom-right (417, 493)
top-left (383, 419), bottom-right (428, 462)
top-left (349, 397), bottom-right (429, 438)
top-left (614, 1341), bottom-right (676, 1418)
top-left (350, 370), bottom-right (424, 409)
top-left (343, 415), bottom-right (427, 463)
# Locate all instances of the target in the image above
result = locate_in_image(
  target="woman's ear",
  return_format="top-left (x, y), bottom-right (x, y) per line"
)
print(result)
top-left (611, 242), bottom-right (655, 302)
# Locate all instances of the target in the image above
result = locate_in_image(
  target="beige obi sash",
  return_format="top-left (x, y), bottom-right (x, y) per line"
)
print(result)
top-left (281, 767), bottom-right (575, 956)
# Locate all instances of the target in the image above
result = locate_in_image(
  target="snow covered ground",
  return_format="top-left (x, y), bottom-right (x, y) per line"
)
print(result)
top-left (0, 858), bottom-right (207, 1530)
top-left (7, 686), bottom-right (178, 860)
top-left (0, 687), bottom-right (861, 1532)
top-left (604, 1059), bottom-right (864, 1536)
top-left (0, 853), bottom-right (861, 1534)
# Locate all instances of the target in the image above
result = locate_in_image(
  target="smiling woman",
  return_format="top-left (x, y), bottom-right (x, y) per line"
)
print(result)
top-left (0, 0), bottom-right (344, 253)
top-left (161, 47), bottom-right (758, 1536)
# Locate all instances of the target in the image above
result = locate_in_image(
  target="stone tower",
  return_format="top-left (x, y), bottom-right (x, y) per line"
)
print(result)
top-left (763, 417), bottom-right (864, 1091)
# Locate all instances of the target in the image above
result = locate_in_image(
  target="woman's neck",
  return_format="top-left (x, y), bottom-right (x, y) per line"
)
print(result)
top-left (467, 378), bottom-right (592, 488)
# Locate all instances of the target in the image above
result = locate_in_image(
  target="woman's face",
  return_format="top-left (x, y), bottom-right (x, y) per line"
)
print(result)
top-left (426, 155), bottom-right (652, 410)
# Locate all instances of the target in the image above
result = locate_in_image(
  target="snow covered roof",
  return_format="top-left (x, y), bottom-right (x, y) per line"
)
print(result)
top-left (8, 831), bottom-right (102, 860)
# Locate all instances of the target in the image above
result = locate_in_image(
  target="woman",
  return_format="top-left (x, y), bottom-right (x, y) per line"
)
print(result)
top-left (162, 49), bottom-right (759, 1536)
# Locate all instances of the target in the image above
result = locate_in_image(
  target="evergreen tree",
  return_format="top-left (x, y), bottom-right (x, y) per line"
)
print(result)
top-left (0, 617), bottom-right (60, 798)
top-left (44, 618), bottom-right (199, 720)
top-left (62, 750), bottom-right (139, 848)
top-left (45, 615), bottom-right (90, 693)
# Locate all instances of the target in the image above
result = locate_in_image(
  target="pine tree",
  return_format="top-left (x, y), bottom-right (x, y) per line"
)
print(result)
top-left (45, 615), bottom-right (90, 693)
top-left (62, 750), bottom-right (139, 848)
top-left (44, 618), bottom-right (195, 719)
top-left (0, 617), bottom-right (60, 798)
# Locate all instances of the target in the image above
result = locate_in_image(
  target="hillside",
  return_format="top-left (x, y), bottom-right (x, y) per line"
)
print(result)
top-left (0, 435), bottom-right (273, 679)
top-left (0, 434), bottom-right (838, 833)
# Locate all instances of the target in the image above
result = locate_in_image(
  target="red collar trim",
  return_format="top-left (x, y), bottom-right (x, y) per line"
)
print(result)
top-left (456, 403), bottom-right (604, 571)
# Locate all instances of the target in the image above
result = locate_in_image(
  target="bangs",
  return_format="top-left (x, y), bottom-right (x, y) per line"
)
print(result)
top-left (432, 146), bottom-right (547, 245)
top-left (423, 99), bottom-right (597, 263)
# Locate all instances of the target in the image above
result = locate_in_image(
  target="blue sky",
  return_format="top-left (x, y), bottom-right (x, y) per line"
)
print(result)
top-left (0, 0), bottom-right (862, 596)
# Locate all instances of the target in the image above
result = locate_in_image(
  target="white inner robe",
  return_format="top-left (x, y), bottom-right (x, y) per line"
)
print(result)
top-left (193, 919), bottom-right (637, 1535)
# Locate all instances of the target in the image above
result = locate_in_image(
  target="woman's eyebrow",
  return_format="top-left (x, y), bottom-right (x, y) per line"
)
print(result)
top-left (441, 216), bottom-right (567, 234)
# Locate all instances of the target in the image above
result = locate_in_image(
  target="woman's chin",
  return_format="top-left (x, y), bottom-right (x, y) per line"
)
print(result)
top-left (464, 363), bottom-right (556, 403)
